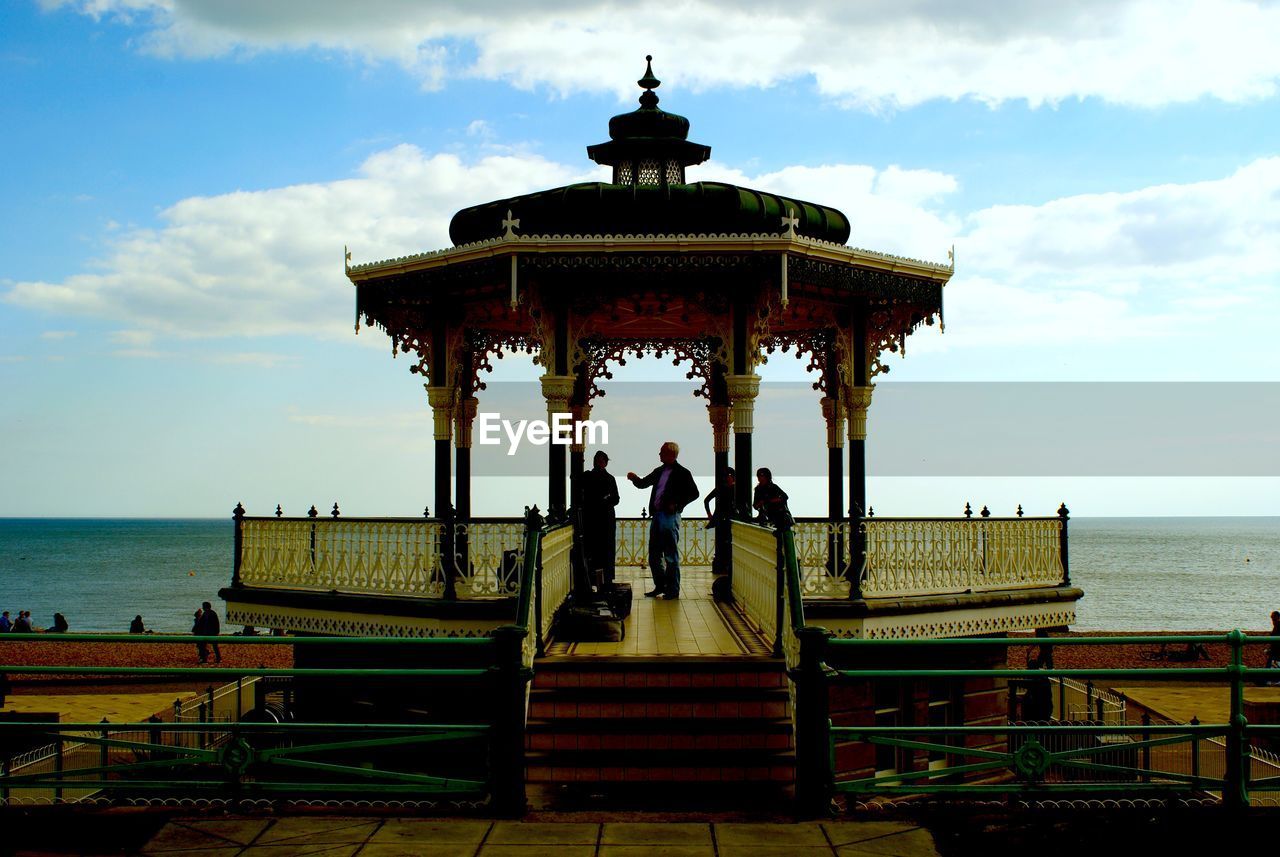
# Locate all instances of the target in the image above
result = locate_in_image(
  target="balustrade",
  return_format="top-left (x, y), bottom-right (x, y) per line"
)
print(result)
top-left (730, 520), bottom-right (780, 646)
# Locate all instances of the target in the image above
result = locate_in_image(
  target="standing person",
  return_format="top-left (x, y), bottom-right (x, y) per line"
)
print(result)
top-left (752, 467), bottom-right (793, 529)
top-left (580, 450), bottom-right (620, 590)
top-left (195, 601), bottom-right (222, 664)
top-left (13, 612), bottom-right (32, 633)
top-left (627, 441), bottom-right (700, 600)
top-left (703, 467), bottom-right (737, 527)
top-left (0, 611), bottom-right (10, 632)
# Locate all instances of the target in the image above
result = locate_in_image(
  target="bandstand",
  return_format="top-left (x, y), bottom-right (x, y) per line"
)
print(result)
top-left (219, 59), bottom-right (1083, 814)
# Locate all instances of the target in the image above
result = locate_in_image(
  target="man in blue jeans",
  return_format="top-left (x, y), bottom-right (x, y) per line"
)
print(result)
top-left (627, 441), bottom-right (700, 600)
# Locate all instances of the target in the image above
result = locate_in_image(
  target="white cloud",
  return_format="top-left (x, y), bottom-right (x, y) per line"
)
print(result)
top-left (6, 140), bottom-right (1279, 373)
top-left (5, 145), bottom-right (588, 339)
top-left (39, 330), bottom-right (77, 340)
top-left (42, 0), bottom-right (1280, 108)
top-left (0, 355), bottom-right (29, 363)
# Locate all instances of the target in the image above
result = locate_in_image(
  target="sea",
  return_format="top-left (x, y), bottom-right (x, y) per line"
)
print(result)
top-left (0, 517), bottom-right (1276, 633)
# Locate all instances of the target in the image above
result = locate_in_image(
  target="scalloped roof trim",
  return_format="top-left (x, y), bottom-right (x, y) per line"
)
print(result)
top-left (348, 231), bottom-right (953, 273)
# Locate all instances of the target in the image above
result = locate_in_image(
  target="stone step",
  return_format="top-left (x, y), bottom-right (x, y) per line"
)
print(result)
top-left (526, 751), bottom-right (796, 784)
top-left (527, 690), bottom-right (789, 722)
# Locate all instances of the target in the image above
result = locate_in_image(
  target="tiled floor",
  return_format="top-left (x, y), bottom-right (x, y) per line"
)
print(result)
top-left (138, 817), bottom-right (940, 856)
top-left (547, 569), bottom-right (761, 657)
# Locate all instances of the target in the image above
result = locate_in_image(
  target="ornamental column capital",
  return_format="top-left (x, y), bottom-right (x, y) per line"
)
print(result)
top-left (539, 373), bottom-right (575, 413)
top-left (569, 402), bottom-right (592, 453)
top-left (820, 395), bottom-right (845, 449)
top-left (454, 396), bottom-right (479, 449)
top-left (846, 384), bottom-right (874, 442)
top-left (707, 404), bottom-right (732, 453)
top-left (425, 384), bottom-right (456, 441)
top-left (725, 373), bottom-right (761, 434)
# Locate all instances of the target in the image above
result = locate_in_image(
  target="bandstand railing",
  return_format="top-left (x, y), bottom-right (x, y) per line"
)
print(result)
top-left (614, 515), bottom-right (716, 569)
top-left (792, 513), bottom-right (1068, 600)
top-left (234, 510), bottom-right (529, 601)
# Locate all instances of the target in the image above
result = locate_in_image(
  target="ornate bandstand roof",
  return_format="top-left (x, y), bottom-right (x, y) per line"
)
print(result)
top-left (347, 56), bottom-right (954, 373)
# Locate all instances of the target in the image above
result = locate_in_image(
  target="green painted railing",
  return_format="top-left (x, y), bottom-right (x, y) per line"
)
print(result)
top-left (0, 514), bottom-right (548, 814)
top-left (774, 524), bottom-right (1280, 814)
top-left (818, 632), bottom-right (1280, 811)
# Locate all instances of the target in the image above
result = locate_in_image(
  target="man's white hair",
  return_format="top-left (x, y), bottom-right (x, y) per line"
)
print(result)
top-left (661, 441), bottom-right (680, 456)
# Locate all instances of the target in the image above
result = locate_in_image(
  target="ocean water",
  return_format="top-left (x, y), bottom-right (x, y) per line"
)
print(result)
top-left (0, 517), bottom-right (1276, 633)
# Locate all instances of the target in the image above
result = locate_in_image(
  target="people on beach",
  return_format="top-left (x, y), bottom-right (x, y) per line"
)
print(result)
top-left (12, 611), bottom-right (32, 633)
top-left (0, 611), bottom-right (10, 632)
top-left (627, 441), bottom-right (700, 600)
top-left (130, 615), bottom-right (146, 634)
top-left (194, 601), bottom-right (222, 664)
top-left (49, 612), bottom-right (68, 633)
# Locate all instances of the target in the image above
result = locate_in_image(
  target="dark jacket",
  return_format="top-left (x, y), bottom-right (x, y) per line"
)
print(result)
top-left (196, 610), bottom-right (221, 636)
top-left (631, 462), bottom-right (700, 515)
top-left (580, 468), bottom-right (620, 522)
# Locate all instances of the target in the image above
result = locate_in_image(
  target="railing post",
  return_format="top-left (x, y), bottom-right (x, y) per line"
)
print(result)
top-left (489, 625), bottom-right (529, 817)
top-left (794, 626), bottom-right (833, 818)
top-left (1141, 712), bottom-right (1151, 784)
top-left (774, 530), bottom-right (785, 659)
top-left (232, 502), bottom-right (245, 588)
top-left (1057, 503), bottom-right (1070, 586)
top-left (1190, 716), bottom-right (1201, 784)
top-left (848, 517), bottom-right (864, 600)
top-left (99, 718), bottom-right (109, 774)
top-left (54, 736), bottom-right (64, 803)
top-left (1226, 629), bottom-right (1249, 810)
top-left (442, 505), bottom-right (458, 601)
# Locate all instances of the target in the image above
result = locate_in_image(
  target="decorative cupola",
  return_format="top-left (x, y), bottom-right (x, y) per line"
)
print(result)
top-left (587, 56), bottom-right (711, 186)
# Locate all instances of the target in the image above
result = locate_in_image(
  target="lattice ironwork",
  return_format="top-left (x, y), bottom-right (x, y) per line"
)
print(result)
top-left (637, 159), bottom-right (661, 185)
top-left (614, 517), bottom-right (715, 568)
top-left (240, 519), bottom-right (446, 598)
top-left (465, 329), bottom-right (542, 391)
top-left (759, 330), bottom-right (832, 393)
top-left (451, 521), bottom-right (527, 597)
top-left (792, 519), bottom-right (854, 597)
top-left (859, 517), bottom-right (1065, 597)
top-left (576, 334), bottom-right (722, 399)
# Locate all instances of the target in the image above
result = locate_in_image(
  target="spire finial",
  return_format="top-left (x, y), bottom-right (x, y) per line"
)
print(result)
top-left (638, 55), bottom-right (660, 108)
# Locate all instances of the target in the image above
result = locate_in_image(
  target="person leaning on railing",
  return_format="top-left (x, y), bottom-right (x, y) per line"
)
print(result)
top-left (752, 467), bottom-right (793, 530)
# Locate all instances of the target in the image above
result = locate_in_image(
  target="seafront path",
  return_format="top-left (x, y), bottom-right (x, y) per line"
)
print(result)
top-left (136, 817), bottom-right (940, 856)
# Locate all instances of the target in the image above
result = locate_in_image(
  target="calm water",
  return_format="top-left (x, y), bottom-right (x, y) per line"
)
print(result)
top-left (0, 517), bottom-right (1276, 632)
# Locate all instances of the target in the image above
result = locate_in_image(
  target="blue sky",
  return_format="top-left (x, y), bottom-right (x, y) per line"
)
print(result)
top-left (2, 0), bottom-right (1278, 517)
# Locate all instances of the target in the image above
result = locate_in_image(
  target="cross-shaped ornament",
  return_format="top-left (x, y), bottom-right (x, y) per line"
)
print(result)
top-left (502, 209), bottom-right (520, 239)
top-left (781, 207), bottom-right (799, 239)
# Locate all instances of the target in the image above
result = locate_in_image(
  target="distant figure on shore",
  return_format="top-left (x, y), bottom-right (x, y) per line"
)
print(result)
top-left (12, 611), bottom-right (32, 633)
top-left (130, 615), bottom-right (146, 634)
top-left (49, 613), bottom-right (68, 633)
top-left (194, 601), bottom-right (222, 664)
top-left (0, 611), bottom-right (10, 632)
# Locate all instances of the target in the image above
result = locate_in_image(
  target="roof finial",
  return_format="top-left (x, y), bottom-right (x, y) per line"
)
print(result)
top-left (638, 55), bottom-right (660, 108)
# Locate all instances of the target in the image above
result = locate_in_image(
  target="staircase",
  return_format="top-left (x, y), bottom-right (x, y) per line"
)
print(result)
top-left (525, 656), bottom-right (794, 798)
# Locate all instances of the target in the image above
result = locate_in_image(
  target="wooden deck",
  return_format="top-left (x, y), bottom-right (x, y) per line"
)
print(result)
top-left (545, 568), bottom-right (770, 657)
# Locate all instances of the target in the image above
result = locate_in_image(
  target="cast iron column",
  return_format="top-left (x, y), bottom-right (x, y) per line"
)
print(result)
top-left (454, 396), bottom-right (477, 519)
top-left (541, 374), bottom-right (574, 517)
top-left (727, 374), bottom-right (761, 518)
top-left (426, 385), bottom-right (455, 519)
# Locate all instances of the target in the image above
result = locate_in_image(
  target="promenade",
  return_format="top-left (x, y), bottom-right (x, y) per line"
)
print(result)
top-left (136, 817), bottom-right (939, 856)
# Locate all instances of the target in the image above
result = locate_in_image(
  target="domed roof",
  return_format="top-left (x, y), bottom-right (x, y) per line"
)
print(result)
top-left (449, 182), bottom-right (850, 245)
top-left (447, 56), bottom-right (851, 247)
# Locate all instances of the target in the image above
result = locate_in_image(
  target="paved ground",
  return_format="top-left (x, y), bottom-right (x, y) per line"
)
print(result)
top-left (1113, 685), bottom-right (1280, 724)
top-left (136, 818), bottom-right (939, 857)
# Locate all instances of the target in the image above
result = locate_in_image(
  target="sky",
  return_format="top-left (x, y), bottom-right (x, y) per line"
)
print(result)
top-left (1, 0), bottom-right (1278, 518)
